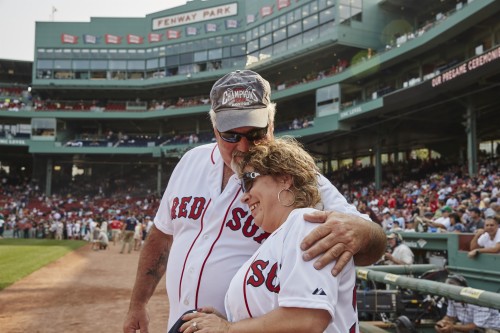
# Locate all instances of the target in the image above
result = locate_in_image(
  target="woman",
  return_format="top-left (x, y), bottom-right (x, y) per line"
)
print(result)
top-left (179, 137), bottom-right (358, 333)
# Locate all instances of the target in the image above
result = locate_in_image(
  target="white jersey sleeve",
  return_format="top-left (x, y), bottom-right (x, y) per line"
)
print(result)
top-left (279, 209), bottom-right (358, 326)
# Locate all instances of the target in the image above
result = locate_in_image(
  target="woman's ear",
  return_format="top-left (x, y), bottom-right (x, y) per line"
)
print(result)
top-left (278, 174), bottom-right (293, 188)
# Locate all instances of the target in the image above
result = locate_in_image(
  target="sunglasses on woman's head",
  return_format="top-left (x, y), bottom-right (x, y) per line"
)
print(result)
top-left (218, 126), bottom-right (268, 143)
top-left (241, 172), bottom-right (262, 193)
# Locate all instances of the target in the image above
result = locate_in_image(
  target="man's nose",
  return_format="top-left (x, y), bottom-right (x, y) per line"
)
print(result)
top-left (235, 137), bottom-right (251, 152)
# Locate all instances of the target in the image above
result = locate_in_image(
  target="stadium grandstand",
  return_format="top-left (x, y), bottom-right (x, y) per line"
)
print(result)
top-left (1, 0), bottom-right (499, 198)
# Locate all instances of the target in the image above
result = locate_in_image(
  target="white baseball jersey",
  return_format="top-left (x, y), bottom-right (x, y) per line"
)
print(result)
top-left (225, 208), bottom-right (358, 333)
top-left (154, 143), bottom-right (369, 330)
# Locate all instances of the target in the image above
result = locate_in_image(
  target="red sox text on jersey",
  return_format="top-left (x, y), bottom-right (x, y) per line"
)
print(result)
top-left (247, 259), bottom-right (280, 293)
top-left (170, 196), bottom-right (269, 244)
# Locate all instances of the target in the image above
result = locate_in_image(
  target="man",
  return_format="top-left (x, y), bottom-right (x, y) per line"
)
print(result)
top-left (384, 232), bottom-right (414, 265)
top-left (468, 215), bottom-right (500, 258)
top-left (381, 210), bottom-right (394, 231)
top-left (120, 214), bottom-right (137, 254)
top-left (423, 206), bottom-right (452, 232)
top-left (435, 274), bottom-right (500, 333)
top-left (484, 202), bottom-right (499, 219)
top-left (466, 207), bottom-right (484, 233)
top-left (123, 70), bottom-right (386, 332)
top-left (109, 217), bottom-right (122, 246)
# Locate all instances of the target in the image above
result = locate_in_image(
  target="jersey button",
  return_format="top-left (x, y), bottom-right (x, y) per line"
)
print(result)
top-left (203, 234), bottom-right (209, 240)
top-left (189, 267), bottom-right (194, 274)
top-left (184, 299), bottom-right (189, 306)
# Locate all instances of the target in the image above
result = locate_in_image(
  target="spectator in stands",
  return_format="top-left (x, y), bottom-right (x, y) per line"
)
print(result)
top-left (468, 215), bottom-right (500, 258)
top-left (446, 194), bottom-right (459, 209)
top-left (381, 210), bottom-right (394, 231)
top-left (466, 207), bottom-right (485, 233)
top-left (435, 274), bottom-right (500, 333)
top-left (390, 220), bottom-right (403, 232)
top-left (393, 210), bottom-right (406, 229)
top-left (456, 205), bottom-right (469, 225)
top-left (448, 212), bottom-right (466, 233)
top-left (422, 206), bottom-right (452, 232)
top-left (384, 232), bottom-right (414, 265)
top-left (484, 202), bottom-right (499, 219)
top-left (358, 200), bottom-right (381, 225)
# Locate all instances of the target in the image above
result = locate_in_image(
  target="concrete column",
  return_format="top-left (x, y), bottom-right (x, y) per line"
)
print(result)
top-left (464, 104), bottom-right (478, 176)
top-left (374, 141), bottom-right (382, 190)
top-left (45, 158), bottom-right (53, 196)
top-left (157, 158), bottom-right (163, 196)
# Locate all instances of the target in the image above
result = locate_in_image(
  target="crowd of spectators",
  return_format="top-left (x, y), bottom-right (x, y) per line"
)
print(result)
top-left (0, 171), bottom-right (159, 243)
top-left (337, 157), bottom-right (499, 242)
top-left (2, 155), bottom-right (498, 247)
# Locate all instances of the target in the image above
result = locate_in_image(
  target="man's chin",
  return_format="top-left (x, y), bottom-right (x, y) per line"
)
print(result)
top-left (230, 155), bottom-right (244, 172)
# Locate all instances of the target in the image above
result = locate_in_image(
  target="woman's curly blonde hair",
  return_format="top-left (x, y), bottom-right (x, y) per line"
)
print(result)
top-left (237, 136), bottom-right (321, 208)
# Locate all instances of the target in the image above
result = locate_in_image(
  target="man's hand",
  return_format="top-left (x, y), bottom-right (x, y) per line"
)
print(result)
top-left (435, 320), bottom-right (453, 333)
top-left (180, 311), bottom-right (231, 333)
top-left (467, 249), bottom-right (480, 258)
top-left (123, 305), bottom-right (150, 333)
top-left (301, 210), bottom-right (385, 276)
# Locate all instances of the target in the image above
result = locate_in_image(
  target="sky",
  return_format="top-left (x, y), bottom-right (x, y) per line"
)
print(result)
top-left (0, 0), bottom-right (188, 61)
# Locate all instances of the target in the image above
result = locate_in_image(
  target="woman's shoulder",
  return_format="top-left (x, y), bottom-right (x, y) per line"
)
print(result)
top-left (281, 207), bottom-right (321, 235)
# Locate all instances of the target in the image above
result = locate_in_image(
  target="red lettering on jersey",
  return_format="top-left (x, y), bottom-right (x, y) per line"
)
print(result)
top-left (247, 260), bottom-right (280, 294)
top-left (226, 207), bottom-right (270, 244)
top-left (265, 262), bottom-right (280, 293)
top-left (242, 215), bottom-right (259, 238)
top-left (178, 196), bottom-right (192, 218)
top-left (253, 231), bottom-right (270, 244)
top-left (188, 197), bottom-right (206, 219)
top-left (349, 323), bottom-right (356, 333)
top-left (171, 196), bottom-right (208, 222)
top-left (171, 197), bottom-right (180, 219)
top-left (226, 207), bottom-right (248, 230)
top-left (247, 259), bottom-right (268, 287)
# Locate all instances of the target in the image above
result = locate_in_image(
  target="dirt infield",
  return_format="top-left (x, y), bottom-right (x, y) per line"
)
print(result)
top-left (0, 243), bottom-right (169, 333)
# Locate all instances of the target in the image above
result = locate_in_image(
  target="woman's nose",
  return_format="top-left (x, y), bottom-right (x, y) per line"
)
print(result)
top-left (241, 192), bottom-right (250, 204)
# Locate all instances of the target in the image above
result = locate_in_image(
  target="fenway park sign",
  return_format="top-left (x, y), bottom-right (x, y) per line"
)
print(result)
top-left (152, 3), bottom-right (238, 30)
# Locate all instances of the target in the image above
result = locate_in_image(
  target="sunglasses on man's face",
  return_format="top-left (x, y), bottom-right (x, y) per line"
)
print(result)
top-left (218, 126), bottom-right (268, 144)
top-left (241, 172), bottom-right (262, 193)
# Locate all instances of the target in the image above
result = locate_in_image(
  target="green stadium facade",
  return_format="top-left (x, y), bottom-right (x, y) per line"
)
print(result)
top-left (1, 0), bottom-right (499, 195)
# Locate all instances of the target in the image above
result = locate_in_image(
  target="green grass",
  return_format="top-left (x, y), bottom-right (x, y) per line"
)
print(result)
top-left (0, 239), bottom-right (87, 290)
